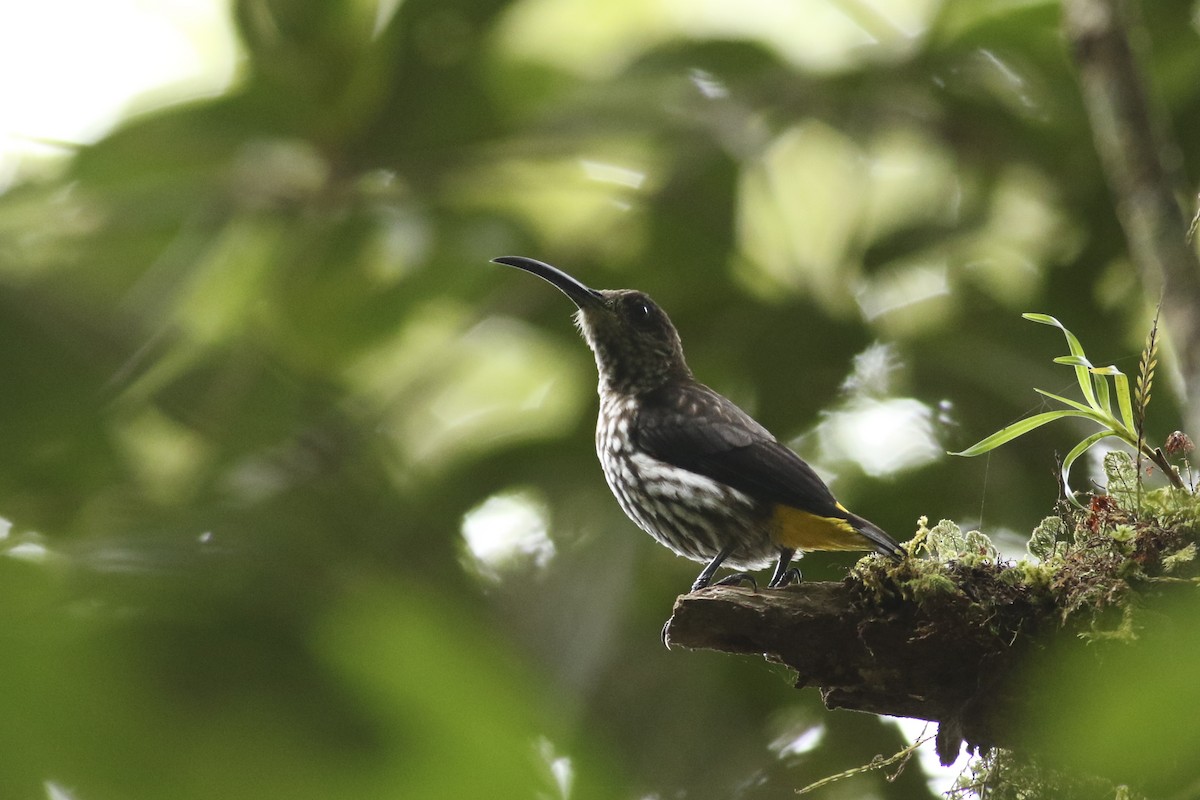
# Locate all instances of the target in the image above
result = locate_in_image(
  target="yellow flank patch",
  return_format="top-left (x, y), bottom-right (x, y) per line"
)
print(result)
top-left (771, 504), bottom-right (868, 552)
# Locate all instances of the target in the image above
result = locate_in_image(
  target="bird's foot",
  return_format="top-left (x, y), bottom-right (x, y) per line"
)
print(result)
top-left (660, 619), bottom-right (672, 650)
top-left (768, 567), bottom-right (803, 588)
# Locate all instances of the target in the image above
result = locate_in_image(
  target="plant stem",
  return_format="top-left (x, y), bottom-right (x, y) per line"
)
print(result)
top-left (1144, 445), bottom-right (1187, 490)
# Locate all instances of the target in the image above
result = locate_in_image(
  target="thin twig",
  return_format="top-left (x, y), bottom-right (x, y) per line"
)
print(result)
top-left (1147, 446), bottom-right (1187, 490)
top-left (795, 733), bottom-right (936, 795)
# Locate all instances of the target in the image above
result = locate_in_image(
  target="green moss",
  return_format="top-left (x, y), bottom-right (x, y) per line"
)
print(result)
top-left (1161, 541), bottom-right (1196, 572)
top-left (856, 453), bottom-right (1200, 634)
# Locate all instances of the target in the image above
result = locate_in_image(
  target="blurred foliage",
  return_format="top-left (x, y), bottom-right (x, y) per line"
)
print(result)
top-left (2, 0), bottom-right (1199, 798)
top-left (1022, 588), bottom-right (1200, 797)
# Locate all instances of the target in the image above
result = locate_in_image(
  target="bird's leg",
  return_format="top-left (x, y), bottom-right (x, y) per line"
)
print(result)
top-left (767, 548), bottom-right (802, 588)
top-left (690, 541), bottom-right (738, 592)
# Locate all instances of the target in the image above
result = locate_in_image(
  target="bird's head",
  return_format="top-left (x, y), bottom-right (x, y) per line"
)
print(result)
top-left (494, 256), bottom-right (691, 395)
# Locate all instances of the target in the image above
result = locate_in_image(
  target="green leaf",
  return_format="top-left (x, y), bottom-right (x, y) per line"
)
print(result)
top-left (1034, 388), bottom-right (1096, 415)
top-left (1103, 450), bottom-right (1139, 509)
top-left (1028, 515), bottom-right (1069, 562)
top-left (1093, 366), bottom-right (1112, 419)
top-left (1021, 313), bottom-right (1059, 325)
top-left (1025, 313), bottom-right (1098, 409)
top-left (1060, 430), bottom-right (1118, 507)
top-left (951, 410), bottom-right (1100, 457)
top-left (1091, 365), bottom-right (1135, 432)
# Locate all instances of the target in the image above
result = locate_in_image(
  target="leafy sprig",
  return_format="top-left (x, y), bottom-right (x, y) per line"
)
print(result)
top-left (952, 313), bottom-right (1186, 506)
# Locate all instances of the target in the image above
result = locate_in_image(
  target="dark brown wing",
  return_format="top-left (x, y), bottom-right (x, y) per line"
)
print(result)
top-left (635, 382), bottom-right (843, 516)
top-left (635, 381), bottom-right (903, 559)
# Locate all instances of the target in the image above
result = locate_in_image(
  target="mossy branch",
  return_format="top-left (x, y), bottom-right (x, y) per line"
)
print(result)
top-left (664, 574), bottom-right (1035, 764)
top-left (663, 497), bottom-right (1200, 777)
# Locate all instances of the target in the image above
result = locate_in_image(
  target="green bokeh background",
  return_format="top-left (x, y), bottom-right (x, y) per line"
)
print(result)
top-left (2, 0), bottom-right (1198, 797)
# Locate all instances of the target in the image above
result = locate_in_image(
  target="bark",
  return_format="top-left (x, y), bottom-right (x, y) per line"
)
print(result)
top-left (663, 577), bottom-right (1043, 766)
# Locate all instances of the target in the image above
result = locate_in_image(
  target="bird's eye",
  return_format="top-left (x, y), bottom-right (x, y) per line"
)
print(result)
top-left (628, 298), bottom-right (654, 325)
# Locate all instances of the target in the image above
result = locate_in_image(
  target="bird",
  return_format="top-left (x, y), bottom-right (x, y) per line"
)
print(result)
top-left (493, 256), bottom-right (904, 593)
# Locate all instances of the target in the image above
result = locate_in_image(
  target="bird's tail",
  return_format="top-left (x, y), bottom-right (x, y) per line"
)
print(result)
top-left (848, 513), bottom-right (905, 561)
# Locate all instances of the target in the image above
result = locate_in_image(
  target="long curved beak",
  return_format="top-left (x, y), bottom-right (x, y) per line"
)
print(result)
top-left (492, 256), bottom-right (604, 310)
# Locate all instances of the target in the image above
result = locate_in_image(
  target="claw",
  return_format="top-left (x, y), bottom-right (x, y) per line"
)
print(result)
top-left (768, 567), bottom-right (803, 588)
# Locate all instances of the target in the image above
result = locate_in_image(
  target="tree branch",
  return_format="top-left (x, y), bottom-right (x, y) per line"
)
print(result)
top-left (1062, 0), bottom-right (1200, 432)
top-left (662, 511), bottom-right (1197, 774)
top-left (664, 577), bottom-right (1041, 765)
